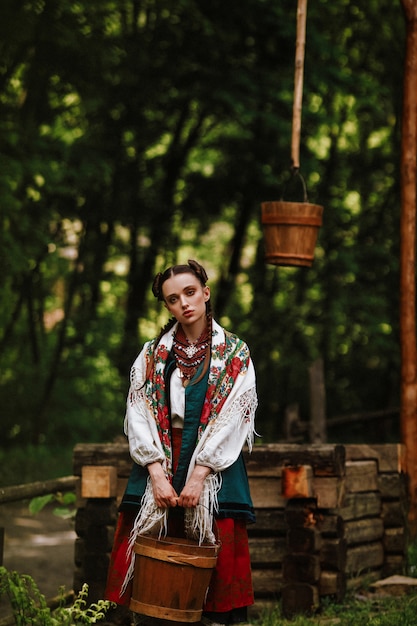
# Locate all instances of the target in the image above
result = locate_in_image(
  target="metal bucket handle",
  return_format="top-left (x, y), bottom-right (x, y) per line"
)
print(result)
top-left (281, 168), bottom-right (309, 204)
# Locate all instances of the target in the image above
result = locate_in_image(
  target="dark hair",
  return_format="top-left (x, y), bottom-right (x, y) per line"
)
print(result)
top-left (152, 259), bottom-right (208, 301)
top-left (146, 260), bottom-right (212, 384)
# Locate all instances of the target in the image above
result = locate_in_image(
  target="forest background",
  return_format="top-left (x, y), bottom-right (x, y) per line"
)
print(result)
top-left (0, 0), bottom-right (406, 484)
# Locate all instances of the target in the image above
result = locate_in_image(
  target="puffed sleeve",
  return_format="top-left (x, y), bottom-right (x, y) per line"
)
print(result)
top-left (123, 344), bottom-right (165, 468)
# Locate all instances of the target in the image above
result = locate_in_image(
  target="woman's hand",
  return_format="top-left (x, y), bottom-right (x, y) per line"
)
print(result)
top-left (147, 461), bottom-right (178, 508)
top-left (177, 465), bottom-right (211, 508)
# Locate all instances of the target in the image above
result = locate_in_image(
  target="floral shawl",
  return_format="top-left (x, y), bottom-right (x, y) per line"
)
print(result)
top-left (138, 319), bottom-right (255, 476)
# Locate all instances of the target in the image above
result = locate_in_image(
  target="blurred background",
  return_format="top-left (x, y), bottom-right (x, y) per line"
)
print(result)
top-left (0, 0), bottom-right (405, 484)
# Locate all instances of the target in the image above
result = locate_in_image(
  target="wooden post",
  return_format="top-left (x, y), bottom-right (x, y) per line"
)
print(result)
top-left (282, 497), bottom-right (320, 617)
top-left (284, 403), bottom-right (301, 440)
top-left (309, 358), bottom-right (327, 444)
top-left (282, 465), bottom-right (314, 498)
top-left (400, 0), bottom-right (417, 538)
top-left (81, 466), bottom-right (118, 499)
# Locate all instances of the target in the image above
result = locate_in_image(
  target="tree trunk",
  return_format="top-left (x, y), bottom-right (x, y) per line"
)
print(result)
top-left (400, 0), bottom-right (417, 538)
top-left (309, 358), bottom-right (327, 444)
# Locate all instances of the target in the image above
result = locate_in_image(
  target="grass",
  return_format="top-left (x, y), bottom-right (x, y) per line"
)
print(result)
top-left (255, 591), bottom-right (417, 625)
top-left (252, 537), bottom-right (417, 625)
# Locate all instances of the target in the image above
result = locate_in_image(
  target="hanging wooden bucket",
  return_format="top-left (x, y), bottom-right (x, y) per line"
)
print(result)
top-left (261, 201), bottom-right (323, 267)
top-left (130, 535), bottom-right (220, 622)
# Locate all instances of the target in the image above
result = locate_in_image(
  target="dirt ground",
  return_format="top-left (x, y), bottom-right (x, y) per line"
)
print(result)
top-left (0, 500), bottom-right (76, 619)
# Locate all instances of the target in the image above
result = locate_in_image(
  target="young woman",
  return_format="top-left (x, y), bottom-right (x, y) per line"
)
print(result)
top-left (105, 260), bottom-right (258, 626)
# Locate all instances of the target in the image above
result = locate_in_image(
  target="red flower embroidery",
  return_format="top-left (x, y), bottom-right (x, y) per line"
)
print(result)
top-left (230, 356), bottom-right (243, 379)
top-left (217, 343), bottom-right (226, 358)
top-left (156, 346), bottom-right (169, 361)
top-left (161, 431), bottom-right (171, 449)
top-left (200, 402), bottom-right (211, 425)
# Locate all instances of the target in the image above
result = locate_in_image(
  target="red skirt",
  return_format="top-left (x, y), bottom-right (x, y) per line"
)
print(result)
top-left (104, 513), bottom-right (253, 613)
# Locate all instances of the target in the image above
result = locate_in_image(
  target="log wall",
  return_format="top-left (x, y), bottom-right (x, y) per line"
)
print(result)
top-left (72, 443), bottom-right (408, 614)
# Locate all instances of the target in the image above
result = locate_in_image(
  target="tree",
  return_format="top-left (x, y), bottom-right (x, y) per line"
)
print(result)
top-left (0, 0), bottom-right (407, 451)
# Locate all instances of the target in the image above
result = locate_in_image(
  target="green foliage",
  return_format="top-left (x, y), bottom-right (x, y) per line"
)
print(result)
top-left (29, 491), bottom-right (76, 520)
top-left (0, 0), bottom-right (407, 447)
top-left (29, 493), bottom-right (56, 515)
top-left (0, 445), bottom-right (73, 487)
top-left (0, 567), bottom-right (115, 625)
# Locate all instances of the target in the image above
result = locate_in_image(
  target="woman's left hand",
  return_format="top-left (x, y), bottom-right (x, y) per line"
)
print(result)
top-left (177, 465), bottom-right (211, 508)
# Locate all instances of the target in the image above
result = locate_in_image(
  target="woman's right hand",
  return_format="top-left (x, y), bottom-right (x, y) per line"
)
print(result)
top-left (147, 461), bottom-right (179, 508)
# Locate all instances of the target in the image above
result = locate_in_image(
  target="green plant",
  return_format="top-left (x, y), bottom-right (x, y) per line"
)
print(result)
top-left (0, 566), bottom-right (115, 625)
top-left (29, 491), bottom-right (77, 520)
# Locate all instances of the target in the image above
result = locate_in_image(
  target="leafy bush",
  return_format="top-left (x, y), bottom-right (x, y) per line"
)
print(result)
top-left (0, 567), bottom-right (115, 625)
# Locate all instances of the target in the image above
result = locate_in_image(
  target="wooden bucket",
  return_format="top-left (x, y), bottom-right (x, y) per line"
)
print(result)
top-left (261, 201), bottom-right (323, 267)
top-left (130, 535), bottom-right (220, 622)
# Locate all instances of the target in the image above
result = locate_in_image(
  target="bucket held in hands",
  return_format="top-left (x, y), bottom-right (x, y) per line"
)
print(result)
top-left (130, 535), bottom-right (220, 622)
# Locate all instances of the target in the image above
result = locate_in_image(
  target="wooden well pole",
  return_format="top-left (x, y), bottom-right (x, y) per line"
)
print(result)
top-left (291, 0), bottom-right (308, 171)
top-left (400, 0), bottom-right (417, 538)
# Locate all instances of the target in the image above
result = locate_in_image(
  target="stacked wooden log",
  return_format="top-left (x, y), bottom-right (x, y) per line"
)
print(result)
top-left (245, 444), bottom-right (349, 616)
top-left (244, 445), bottom-right (287, 604)
top-left (243, 443), bottom-right (407, 616)
top-left (72, 442), bottom-right (408, 614)
top-left (73, 445), bottom-right (132, 604)
top-left (73, 496), bottom-right (118, 603)
top-left (344, 444), bottom-right (407, 580)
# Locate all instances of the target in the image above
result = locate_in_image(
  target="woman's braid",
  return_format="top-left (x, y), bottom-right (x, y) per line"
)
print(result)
top-left (152, 272), bottom-right (164, 300)
top-left (151, 259), bottom-right (208, 301)
top-left (187, 260), bottom-right (208, 284)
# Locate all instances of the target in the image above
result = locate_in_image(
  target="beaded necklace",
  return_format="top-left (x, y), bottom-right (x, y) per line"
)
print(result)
top-left (173, 324), bottom-right (210, 387)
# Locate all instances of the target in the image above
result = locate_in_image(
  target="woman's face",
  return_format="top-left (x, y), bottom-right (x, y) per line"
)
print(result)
top-left (162, 272), bottom-right (210, 330)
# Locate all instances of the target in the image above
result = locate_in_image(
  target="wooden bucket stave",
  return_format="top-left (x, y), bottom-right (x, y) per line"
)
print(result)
top-left (261, 201), bottom-right (323, 267)
top-left (130, 535), bottom-right (220, 623)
